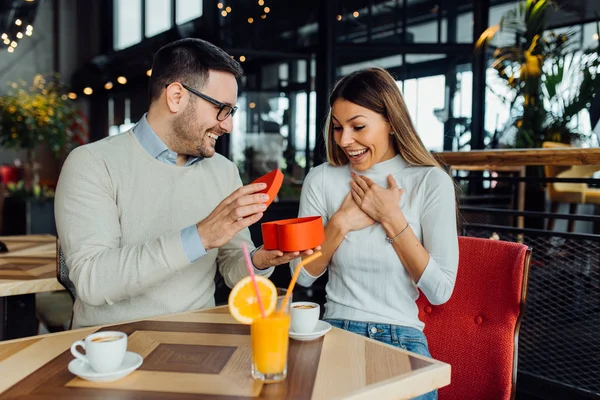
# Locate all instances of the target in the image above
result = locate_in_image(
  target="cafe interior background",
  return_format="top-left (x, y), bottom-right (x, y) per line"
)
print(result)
top-left (0, 0), bottom-right (599, 398)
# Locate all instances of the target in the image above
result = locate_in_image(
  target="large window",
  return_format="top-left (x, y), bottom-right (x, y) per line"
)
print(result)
top-left (114, 0), bottom-right (203, 50)
top-left (114, 0), bottom-right (142, 50)
top-left (399, 75), bottom-right (446, 152)
top-left (176, 0), bottom-right (203, 25)
top-left (146, 0), bottom-right (172, 37)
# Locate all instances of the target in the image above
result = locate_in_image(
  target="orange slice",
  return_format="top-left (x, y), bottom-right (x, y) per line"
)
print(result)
top-left (228, 276), bottom-right (277, 324)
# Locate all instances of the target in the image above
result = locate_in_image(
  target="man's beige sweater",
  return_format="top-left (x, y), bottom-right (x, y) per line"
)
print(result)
top-left (55, 130), bottom-right (272, 328)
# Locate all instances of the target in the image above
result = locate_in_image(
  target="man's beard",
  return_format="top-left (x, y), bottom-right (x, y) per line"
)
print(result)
top-left (172, 103), bottom-right (215, 158)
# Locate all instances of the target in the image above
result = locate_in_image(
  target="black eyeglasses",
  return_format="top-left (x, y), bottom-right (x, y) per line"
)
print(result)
top-left (165, 83), bottom-right (238, 122)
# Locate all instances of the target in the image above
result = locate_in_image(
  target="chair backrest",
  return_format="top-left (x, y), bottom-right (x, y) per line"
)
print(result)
top-left (56, 239), bottom-right (77, 302)
top-left (416, 236), bottom-right (531, 400)
top-left (542, 141), bottom-right (588, 200)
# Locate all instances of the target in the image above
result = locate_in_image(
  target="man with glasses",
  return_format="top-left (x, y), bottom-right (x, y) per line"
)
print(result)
top-left (55, 38), bottom-right (318, 328)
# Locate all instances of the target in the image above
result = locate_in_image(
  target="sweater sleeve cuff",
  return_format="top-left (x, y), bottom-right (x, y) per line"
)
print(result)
top-left (180, 224), bottom-right (207, 263)
top-left (250, 246), bottom-right (274, 276)
top-left (296, 264), bottom-right (326, 287)
top-left (415, 255), bottom-right (439, 293)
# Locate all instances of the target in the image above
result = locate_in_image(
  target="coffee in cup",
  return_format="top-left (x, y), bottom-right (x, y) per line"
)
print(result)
top-left (291, 301), bottom-right (320, 333)
top-left (70, 331), bottom-right (127, 373)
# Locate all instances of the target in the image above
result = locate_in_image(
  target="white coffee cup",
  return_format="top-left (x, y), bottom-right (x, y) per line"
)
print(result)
top-left (70, 331), bottom-right (128, 373)
top-left (291, 301), bottom-right (320, 333)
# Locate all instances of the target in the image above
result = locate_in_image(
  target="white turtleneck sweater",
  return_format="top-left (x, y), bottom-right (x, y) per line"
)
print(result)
top-left (291, 155), bottom-right (459, 330)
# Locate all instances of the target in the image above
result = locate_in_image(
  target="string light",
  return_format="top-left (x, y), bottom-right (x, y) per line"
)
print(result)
top-left (25, 30), bottom-right (32, 36)
top-left (264, 6), bottom-right (270, 13)
top-left (239, 55), bottom-right (246, 62)
top-left (248, 17), bottom-right (254, 23)
top-left (221, 10), bottom-right (227, 17)
top-left (353, 11), bottom-right (359, 17)
top-left (217, 2), bottom-right (223, 8)
top-left (258, 0), bottom-right (264, 5)
top-left (104, 82), bottom-right (113, 90)
top-left (16, 32), bottom-right (23, 39)
top-left (117, 76), bottom-right (127, 84)
top-left (3, 38), bottom-right (9, 45)
top-left (249, 102), bottom-right (256, 108)
top-left (261, 14), bottom-right (266, 19)
top-left (68, 92), bottom-right (77, 99)
top-left (225, 6), bottom-right (231, 12)
top-left (83, 87), bottom-right (93, 95)
top-left (146, 69), bottom-right (152, 76)
top-left (15, 19), bottom-right (22, 26)
top-left (10, 41), bottom-right (17, 48)
top-left (1, 33), bottom-right (6, 40)
top-left (7, 47), bottom-right (14, 53)
top-left (337, 15), bottom-right (342, 21)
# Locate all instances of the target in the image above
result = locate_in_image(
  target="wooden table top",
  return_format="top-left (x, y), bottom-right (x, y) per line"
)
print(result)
top-left (0, 306), bottom-right (450, 399)
top-left (0, 235), bottom-right (64, 297)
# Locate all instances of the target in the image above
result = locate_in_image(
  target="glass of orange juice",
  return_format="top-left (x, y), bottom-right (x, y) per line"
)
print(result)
top-left (251, 289), bottom-right (291, 383)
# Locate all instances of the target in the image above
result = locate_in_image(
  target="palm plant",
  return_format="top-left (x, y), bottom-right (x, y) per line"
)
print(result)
top-left (476, 0), bottom-right (600, 148)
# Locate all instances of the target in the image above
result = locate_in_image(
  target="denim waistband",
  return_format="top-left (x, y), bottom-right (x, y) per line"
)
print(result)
top-left (325, 318), bottom-right (427, 344)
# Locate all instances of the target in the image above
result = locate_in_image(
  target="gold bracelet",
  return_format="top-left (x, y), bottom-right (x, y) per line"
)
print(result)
top-left (386, 222), bottom-right (410, 243)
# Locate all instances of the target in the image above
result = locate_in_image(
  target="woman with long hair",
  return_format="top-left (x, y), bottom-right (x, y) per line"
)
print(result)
top-left (292, 67), bottom-right (458, 400)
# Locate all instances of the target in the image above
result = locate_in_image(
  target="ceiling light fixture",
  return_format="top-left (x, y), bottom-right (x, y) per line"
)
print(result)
top-left (117, 76), bottom-right (127, 84)
top-left (83, 87), bottom-right (93, 95)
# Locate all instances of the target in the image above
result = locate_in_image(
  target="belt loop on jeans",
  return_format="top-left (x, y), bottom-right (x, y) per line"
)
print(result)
top-left (343, 320), bottom-right (350, 330)
top-left (391, 324), bottom-right (399, 343)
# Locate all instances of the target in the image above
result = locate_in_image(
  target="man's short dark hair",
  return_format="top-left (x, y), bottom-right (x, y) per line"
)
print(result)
top-left (148, 38), bottom-right (243, 103)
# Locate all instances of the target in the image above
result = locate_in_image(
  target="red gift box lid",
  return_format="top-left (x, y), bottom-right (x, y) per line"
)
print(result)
top-left (251, 169), bottom-right (284, 208)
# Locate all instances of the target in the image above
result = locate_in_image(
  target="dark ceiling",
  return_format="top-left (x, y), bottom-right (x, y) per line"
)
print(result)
top-left (0, 0), bottom-right (38, 37)
top-left (63, 0), bottom-right (600, 93)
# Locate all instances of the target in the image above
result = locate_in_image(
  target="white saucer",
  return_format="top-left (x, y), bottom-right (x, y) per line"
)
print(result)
top-left (289, 320), bottom-right (332, 341)
top-left (68, 351), bottom-right (143, 382)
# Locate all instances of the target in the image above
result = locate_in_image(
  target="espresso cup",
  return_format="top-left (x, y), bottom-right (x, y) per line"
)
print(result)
top-left (290, 301), bottom-right (320, 333)
top-left (70, 331), bottom-right (127, 373)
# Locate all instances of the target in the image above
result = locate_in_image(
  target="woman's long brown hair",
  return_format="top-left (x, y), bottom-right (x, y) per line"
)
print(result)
top-left (325, 67), bottom-right (442, 170)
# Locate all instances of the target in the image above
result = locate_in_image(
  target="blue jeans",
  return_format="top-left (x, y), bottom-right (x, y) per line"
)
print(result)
top-left (325, 319), bottom-right (437, 400)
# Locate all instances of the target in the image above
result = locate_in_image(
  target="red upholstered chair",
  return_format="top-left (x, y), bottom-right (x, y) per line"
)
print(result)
top-left (417, 236), bottom-right (531, 400)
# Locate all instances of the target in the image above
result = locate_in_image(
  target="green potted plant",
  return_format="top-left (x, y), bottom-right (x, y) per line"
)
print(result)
top-left (0, 74), bottom-right (85, 234)
top-left (0, 74), bottom-right (84, 192)
top-left (477, 0), bottom-right (600, 148)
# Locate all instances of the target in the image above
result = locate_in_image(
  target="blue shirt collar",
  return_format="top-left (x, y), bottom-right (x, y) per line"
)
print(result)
top-left (133, 113), bottom-right (202, 166)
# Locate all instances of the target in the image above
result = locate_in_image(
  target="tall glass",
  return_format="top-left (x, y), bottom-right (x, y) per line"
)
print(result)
top-left (251, 288), bottom-right (291, 383)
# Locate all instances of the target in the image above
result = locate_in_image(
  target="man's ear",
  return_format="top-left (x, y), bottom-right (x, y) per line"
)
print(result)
top-left (165, 83), bottom-right (186, 113)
